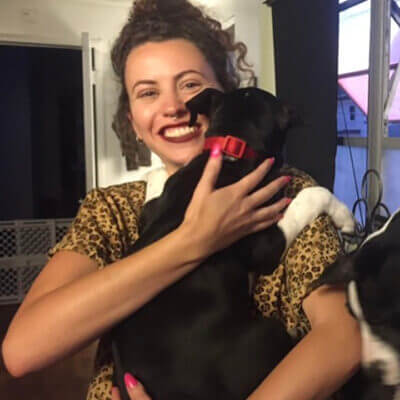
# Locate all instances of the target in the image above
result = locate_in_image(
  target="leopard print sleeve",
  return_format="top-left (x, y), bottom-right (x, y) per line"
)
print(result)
top-left (47, 181), bottom-right (146, 400)
top-left (48, 181), bottom-right (146, 269)
top-left (253, 167), bottom-right (342, 339)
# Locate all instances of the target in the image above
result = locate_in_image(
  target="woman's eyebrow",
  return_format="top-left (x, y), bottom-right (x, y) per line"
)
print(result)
top-left (131, 80), bottom-right (156, 94)
top-left (175, 70), bottom-right (205, 81)
top-left (130, 70), bottom-right (205, 93)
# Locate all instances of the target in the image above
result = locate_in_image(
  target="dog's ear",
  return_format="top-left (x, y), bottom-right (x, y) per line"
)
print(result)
top-left (186, 88), bottom-right (224, 126)
top-left (311, 255), bottom-right (357, 290)
top-left (275, 102), bottom-right (302, 132)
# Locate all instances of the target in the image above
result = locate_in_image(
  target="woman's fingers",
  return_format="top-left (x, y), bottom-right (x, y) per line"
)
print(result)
top-left (192, 144), bottom-right (223, 202)
top-left (182, 148), bottom-right (293, 257)
top-left (232, 157), bottom-right (275, 196)
top-left (125, 373), bottom-right (151, 400)
top-left (111, 373), bottom-right (152, 400)
top-left (250, 196), bottom-right (291, 225)
top-left (248, 213), bottom-right (283, 234)
top-left (245, 175), bottom-right (292, 210)
top-left (112, 387), bottom-right (121, 400)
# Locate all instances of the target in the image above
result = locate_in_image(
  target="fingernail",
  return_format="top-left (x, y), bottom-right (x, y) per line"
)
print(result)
top-left (283, 176), bottom-right (292, 183)
top-left (124, 373), bottom-right (138, 389)
top-left (211, 144), bottom-right (221, 158)
top-left (268, 157), bottom-right (275, 166)
top-left (285, 197), bottom-right (292, 205)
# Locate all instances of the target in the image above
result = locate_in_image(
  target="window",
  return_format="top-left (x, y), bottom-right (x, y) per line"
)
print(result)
top-left (334, 0), bottom-right (400, 219)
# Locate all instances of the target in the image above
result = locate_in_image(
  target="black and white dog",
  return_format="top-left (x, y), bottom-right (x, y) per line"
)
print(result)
top-left (315, 208), bottom-right (400, 400)
top-left (112, 88), bottom-right (355, 400)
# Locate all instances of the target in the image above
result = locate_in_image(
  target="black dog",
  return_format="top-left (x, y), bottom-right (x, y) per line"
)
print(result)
top-left (314, 208), bottom-right (400, 400)
top-left (112, 88), bottom-right (354, 400)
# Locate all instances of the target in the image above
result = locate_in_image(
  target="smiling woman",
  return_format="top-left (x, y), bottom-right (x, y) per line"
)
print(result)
top-left (1, 1), bottom-right (361, 400)
top-left (110, 0), bottom-right (254, 173)
top-left (125, 39), bottom-right (222, 175)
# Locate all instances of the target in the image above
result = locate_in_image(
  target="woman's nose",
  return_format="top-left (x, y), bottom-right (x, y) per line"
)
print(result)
top-left (162, 93), bottom-right (188, 119)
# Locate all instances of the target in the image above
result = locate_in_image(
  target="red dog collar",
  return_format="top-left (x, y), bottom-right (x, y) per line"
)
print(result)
top-left (204, 136), bottom-right (259, 160)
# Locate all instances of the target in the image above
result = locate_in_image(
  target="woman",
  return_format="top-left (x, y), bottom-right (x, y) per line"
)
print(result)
top-left (2, 1), bottom-right (360, 399)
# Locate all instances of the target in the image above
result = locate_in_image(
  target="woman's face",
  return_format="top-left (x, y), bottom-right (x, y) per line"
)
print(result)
top-left (125, 39), bottom-right (222, 175)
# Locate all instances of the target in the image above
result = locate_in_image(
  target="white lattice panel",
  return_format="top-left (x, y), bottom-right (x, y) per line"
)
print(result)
top-left (0, 219), bottom-right (72, 304)
top-left (0, 255), bottom-right (47, 304)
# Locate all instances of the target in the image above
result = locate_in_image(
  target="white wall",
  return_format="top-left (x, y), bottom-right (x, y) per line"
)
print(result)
top-left (259, 6), bottom-right (276, 95)
top-left (194, 0), bottom-right (234, 24)
top-left (0, 0), bottom-right (275, 188)
top-left (232, 1), bottom-right (275, 93)
top-left (0, 0), bottom-right (130, 47)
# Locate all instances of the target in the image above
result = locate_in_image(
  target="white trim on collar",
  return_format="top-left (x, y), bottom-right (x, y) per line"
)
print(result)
top-left (144, 167), bottom-right (169, 204)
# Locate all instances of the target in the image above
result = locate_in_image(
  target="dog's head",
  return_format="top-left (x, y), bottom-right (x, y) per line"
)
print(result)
top-left (315, 208), bottom-right (400, 386)
top-left (185, 87), bottom-right (297, 159)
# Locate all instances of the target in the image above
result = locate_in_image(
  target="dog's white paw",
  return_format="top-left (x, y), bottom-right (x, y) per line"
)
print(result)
top-left (330, 202), bottom-right (355, 234)
top-left (278, 186), bottom-right (355, 251)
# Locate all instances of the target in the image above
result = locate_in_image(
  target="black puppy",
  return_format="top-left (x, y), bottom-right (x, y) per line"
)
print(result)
top-left (314, 208), bottom-right (400, 400)
top-left (112, 88), bottom-right (354, 400)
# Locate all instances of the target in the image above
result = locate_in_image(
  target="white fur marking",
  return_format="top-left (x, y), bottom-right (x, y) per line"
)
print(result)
top-left (361, 208), bottom-right (400, 247)
top-left (348, 281), bottom-right (400, 386)
top-left (348, 281), bottom-right (364, 320)
top-left (277, 186), bottom-right (355, 250)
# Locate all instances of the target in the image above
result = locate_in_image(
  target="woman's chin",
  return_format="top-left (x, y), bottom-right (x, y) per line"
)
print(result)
top-left (164, 151), bottom-right (203, 174)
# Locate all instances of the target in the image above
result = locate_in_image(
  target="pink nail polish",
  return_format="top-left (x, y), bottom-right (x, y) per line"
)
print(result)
top-left (286, 197), bottom-right (292, 205)
top-left (284, 176), bottom-right (292, 183)
top-left (269, 157), bottom-right (275, 166)
top-left (124, 373), bottom-right (138, 389)
top-left (211, 144), bottom-right (221, 158)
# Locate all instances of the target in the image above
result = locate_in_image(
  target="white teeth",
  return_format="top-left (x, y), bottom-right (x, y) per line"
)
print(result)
top-left (163, 126), bottom-right (196, 138)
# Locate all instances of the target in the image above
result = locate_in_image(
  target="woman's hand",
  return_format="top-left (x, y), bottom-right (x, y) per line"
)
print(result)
top-left (180, 144), bottom-right (291, 260)
top-left (111, 374), bottom-right (152, 400)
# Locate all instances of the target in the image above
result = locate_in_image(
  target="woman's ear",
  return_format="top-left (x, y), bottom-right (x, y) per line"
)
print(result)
top-left (127, 111), bottom-right (143, 141)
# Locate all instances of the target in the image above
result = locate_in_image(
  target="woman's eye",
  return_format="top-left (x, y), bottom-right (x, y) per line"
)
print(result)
top-left (183, 81), bottom-right (201, 90)
top-left (137, 90), bottom-right (157, 98)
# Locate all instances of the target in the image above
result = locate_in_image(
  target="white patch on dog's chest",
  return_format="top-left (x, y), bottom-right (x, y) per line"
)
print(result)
top-left (348, 281), bottom-right (400, 386)
top-left (360, 322), bottom-right (400, 385)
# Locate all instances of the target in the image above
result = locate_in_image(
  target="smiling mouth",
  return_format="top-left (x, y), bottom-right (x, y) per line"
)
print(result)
top-left (161, 125), bottom-right (202, 143)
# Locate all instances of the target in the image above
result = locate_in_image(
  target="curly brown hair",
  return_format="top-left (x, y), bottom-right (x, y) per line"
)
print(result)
top-left (111, 0), bottom-right (255, 170)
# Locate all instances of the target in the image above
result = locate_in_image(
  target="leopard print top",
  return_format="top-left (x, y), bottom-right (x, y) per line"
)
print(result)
top-left (48, 167), bottom-right (342, 400)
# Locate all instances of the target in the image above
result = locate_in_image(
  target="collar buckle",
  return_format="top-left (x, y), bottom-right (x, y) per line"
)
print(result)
top-left (222, 135), bottom-right (247, 159)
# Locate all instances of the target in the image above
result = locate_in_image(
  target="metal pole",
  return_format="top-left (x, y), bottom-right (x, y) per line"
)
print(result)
top-left (366, 0), bottom-right (391, 215)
